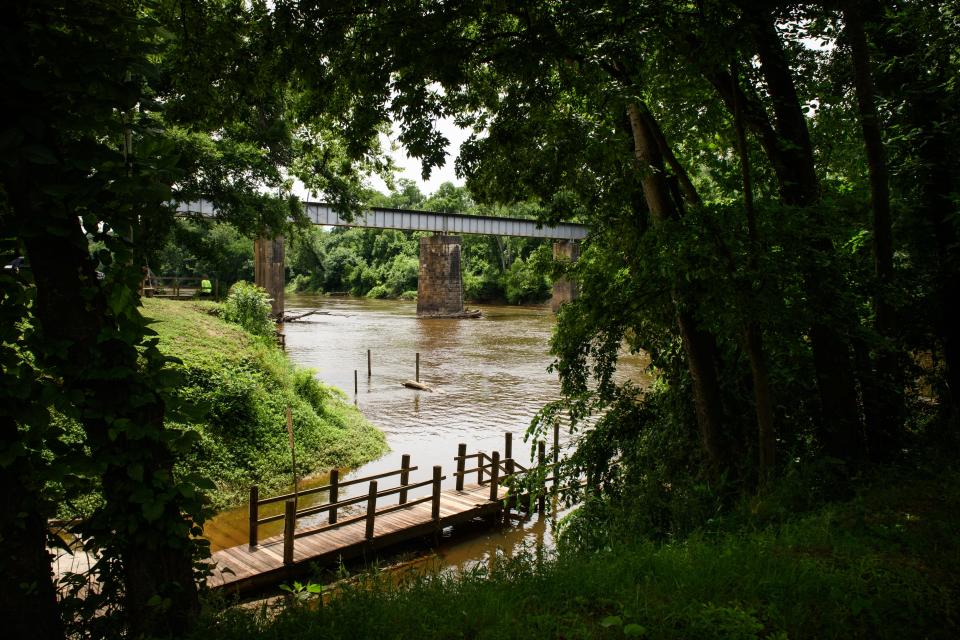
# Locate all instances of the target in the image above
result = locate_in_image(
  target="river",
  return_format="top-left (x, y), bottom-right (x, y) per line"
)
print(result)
top-left (203, 294), bottom-right (650, 573)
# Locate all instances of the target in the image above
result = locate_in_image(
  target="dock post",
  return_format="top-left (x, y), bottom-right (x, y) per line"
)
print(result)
top-left (416, 352), bottom-right (420, 382)
top-left (399, 454), bottom-right (411, 504)
top-left (478, 452), bottom-right (485, 485)
top-left (505, 457), bottom-right (515, 517)
top-left (504, 432), bottom-right (512, 461)
top-left (455, 443), bottom-right (466, 491)
top-left (354, 369), bottom-right (358, 395)
top-left (538, 441), bottom-right (546, 514)
top-left (431, 466), bottom-right (442, 522)
top-left (365, 481), bottom-right (378, 539)
top-left (283, 499), bottom-right (295, 565)
top-left (489, 451), bottom-right (500, 502)
top-left (367, 349), bottom-right (371, 378)
top-left (329, 469), bottom-right (339, 524)
top-left (553, 422), bottom-right (560, 489)
top-left (248, 485), bottom-right (259, 547)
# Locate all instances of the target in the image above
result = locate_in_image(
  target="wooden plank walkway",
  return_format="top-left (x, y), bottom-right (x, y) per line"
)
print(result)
top-left (207, 482), bottom-right (508, 594)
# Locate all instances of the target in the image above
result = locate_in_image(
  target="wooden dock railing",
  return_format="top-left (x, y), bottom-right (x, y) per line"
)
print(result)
top-left (246, 433), bottom-right (575, 567)
top-left (248, 457), bottom-right (446, 565)
top-left (452, 432), bottom-right (568, 516)
top-left (146, 275), bottom-right (219, 299)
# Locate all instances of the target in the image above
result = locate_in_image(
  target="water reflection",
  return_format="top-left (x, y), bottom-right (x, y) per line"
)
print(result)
top-left (204, 295), bottom-right (650, 573)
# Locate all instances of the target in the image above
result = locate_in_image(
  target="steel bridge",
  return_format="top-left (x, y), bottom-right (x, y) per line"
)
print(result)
top-left (174, 199), bottom-right (584, 317)
top-left (176, 200), bottom-right (588, 241)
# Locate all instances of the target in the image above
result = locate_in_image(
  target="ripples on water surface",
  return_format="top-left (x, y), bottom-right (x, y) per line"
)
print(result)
top-left (205, 294), bottom-right (650, 572)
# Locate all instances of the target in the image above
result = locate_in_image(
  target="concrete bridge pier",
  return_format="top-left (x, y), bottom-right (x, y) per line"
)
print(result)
top-left (254, 235), bottom-right (285, 317)
top-left (551, 240), bottom-right (580, 313)
top-left (417, 235), bottom-right (464, 317)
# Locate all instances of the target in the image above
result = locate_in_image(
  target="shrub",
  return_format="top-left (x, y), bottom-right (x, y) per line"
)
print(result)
top-left (502, 256), bottom-right (550, 304)
top-left (222, 281), bottom-right (274, 337)
top-left (365, 284), bottom-right (391, 299)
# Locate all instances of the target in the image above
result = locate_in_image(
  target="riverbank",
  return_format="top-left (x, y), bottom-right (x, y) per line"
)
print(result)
top-left (143, 298), bottom-right (387, 510)
top-left (196, 461), bottom-right (959, 639)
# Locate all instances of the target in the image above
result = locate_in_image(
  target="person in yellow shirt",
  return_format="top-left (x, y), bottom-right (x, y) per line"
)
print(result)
top-left (200, 275), bottom-right (213, 296)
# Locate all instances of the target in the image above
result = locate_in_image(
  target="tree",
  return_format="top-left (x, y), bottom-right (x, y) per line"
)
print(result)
top-left (300, 1), bottom-right (958, 491)
top-left (2, 1), bottom-right (391, 636)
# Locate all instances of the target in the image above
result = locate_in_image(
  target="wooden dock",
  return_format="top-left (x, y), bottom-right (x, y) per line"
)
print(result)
top-left (207, 482), bottom-right (507, 592)
top-left (206, 434), bottom-right (558, 595)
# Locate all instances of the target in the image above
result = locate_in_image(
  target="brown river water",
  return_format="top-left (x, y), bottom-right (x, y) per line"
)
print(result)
top-left (202, 294), bottom-right (650, 574)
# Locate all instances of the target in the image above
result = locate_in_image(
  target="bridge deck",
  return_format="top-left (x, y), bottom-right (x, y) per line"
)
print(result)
top-left (177, 200), bottom-right (588, 241)
top-left (207, 483), bottom-right (507, 594)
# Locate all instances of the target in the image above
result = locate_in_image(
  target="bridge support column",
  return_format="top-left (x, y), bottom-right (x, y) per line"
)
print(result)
top-left (254, 235), bottom-right (285, 317)
top-left (417, 235), bottom-right (464, 317)
top-left (551, 240), bottom-right (580, 313)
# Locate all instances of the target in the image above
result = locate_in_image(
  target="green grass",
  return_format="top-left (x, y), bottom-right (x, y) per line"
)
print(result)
top-left (142, 299), bottom-right (387, 509)
top-left (194, 465), bottom-right (959, 639)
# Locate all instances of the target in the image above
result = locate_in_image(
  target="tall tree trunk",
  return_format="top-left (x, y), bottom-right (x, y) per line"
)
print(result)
top-left (15, 201), bottom-right (200, 638)
top-left (638, 104), bottom-right (703, 207)
top-left (844, 1), bottom-right (903, 457)
top-left (0, 416), bottom-right (64, 640)
top-left (739, 9), bottom-right (864, 460)
top-left (627, 101), bottom-right (727, 469)
top-left (921, 135), bottom-right (960, 423)
top-left (867, 3), bottom-right (960, 424)
top-left (845, 2), bottom-right (894, 335)
top-left (731, 66), bottom-right (776, 481)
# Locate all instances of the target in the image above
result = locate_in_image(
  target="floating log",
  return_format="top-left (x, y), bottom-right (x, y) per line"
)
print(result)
top-left (402, 380), bottom-right (432, 391)
top-left (279, 309), bottom-right (326, 322)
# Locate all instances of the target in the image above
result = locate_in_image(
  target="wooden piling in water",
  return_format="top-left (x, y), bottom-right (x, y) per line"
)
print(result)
top-left (248, 485), bottom-right (259, 547)
top-left (456, 443), bottom-right (466, 491)
top-left (365, 481), bottom-right (378, 539)
top-left (431, 466), bottom-right (442, 522)
top-left (416, 352), bottom-right (420, 382)
top-left (538, 441), bottom-right (546, 514)
top-left (504, 432), bottom-right (513, 460)
top-left (367, 349), bottom-right (371, 377)
top-left (283, 499), bottom-right (295, 565)
top-left (354, 369), bottom-right (358, 395)
top-left (399, 454), bottom-right (411, 504)
top-left (329, 469), bottom-right (339, 524)
top-left (553, 422), bottom-right (560, 489)
top-left (505, 457), bottom-right (515, 519)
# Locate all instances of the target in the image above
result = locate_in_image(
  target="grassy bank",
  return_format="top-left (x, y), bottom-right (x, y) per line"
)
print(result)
top-left (143, 298), bottom-right (386, 510)
top-left (196, 464), bottom-right (958, 639)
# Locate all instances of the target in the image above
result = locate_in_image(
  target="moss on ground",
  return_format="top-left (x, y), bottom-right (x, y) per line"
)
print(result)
top-left (143, 299), bottom-right (387, 510)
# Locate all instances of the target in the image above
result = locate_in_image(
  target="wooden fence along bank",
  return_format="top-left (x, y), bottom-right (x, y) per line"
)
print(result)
top-left (207, 432), bottom-right (566, 594)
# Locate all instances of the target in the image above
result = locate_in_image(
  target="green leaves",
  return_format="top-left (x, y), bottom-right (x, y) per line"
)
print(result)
top-left (600, 615), bottom-right (623, 627)
top-left (599, 613), bottom-right (646, 637)
top-left (221, 281), bottom-right (275, 338)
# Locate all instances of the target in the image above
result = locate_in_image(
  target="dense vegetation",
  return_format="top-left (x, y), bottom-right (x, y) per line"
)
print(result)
top-left (2, 1), bottom-right (958, 639)
top-left (144, 296), bottom-right (385, 510)
top-left (197, 463), bottom-right (959, 639)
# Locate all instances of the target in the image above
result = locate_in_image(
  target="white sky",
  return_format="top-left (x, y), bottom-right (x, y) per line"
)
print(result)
top-left (369, 116), bottom-right (470, 194)
top-left (290, 116), bottom-right (469, 201)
